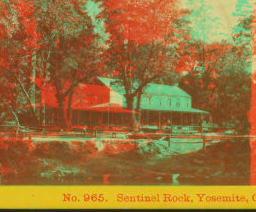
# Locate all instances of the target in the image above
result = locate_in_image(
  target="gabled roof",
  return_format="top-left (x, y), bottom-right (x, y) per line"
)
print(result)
top-left (145, 84), bottom-right (190, 98)
top-left (29, 77), bottom-right (109, 96)
top-left (98, 77), bottom-right (125, 95)
top-left (28, 77), bottom-right (110, 110)
top-left (98, 77), bottom-right (191, 98)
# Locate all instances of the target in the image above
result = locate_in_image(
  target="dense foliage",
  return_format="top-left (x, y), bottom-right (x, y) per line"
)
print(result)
top-left (0, 0), bottom-right (252, 133)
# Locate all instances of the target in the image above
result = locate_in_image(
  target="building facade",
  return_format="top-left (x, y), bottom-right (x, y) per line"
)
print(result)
top-left (97, 77), bottom-right (209, 129)
top-left (23, 77), bottom-right (209, 129)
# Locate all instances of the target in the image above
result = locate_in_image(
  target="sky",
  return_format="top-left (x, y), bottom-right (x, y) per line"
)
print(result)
top-left (181, 0), bottom-right (252, 42)
top-left (85, 0), bottom-right (108, 43)
top-left (85, 0), bottom-right (253, 43)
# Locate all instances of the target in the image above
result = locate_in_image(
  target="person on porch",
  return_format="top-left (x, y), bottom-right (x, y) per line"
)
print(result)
top-left (167, 119), bottom-right (172, 135)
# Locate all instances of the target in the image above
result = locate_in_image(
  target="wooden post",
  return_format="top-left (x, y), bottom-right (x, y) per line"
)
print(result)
top-left (181, 111), bottom-right (182, 127)
top-left (90, 110), bottom-right (91, 127)
top-left (39, 103), bottom-right (41, 127)
top-left (141, 111), bottom-right (143, 127)
top-left (159, 110), bottom-right (161, 129)
top-left (122, 112), bottom-right (124, 127)
top-left (108, 108), bottom-right (109, 126)
top-left (171, 111), bottom-right (172, 126)
top-left (147, 110), bottom-right (148, 126)
top-left (191, 113), bottom-right (193, 130)
top-left (112, 111), bottom-right (113, 126)
top-left (203, 135), bottom-right (205, 150)
top-left (102, 110), bottom-right (103, 127)
top-left (43, 104), bottom-right (46, 127)
top-left (78, 110), bottom-right (80, 126)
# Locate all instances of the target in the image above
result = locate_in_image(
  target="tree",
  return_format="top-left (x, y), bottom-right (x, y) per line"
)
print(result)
top-left (233, 14), bottom-right (252, 71)
top-left (0, 0), bottom-right (41, 125)
top-left (100, 0), bottom-right (189, 126)
top-left (178, 39), bottom-right (232, 108)
top-left (178, 14), bottom-right (252, 133)
top-left (229, 14), bottom-right (252, 133)
top-left (35, 0), bottom-right (105, 128)
top-left (0, 0), bottom-right (105, 128)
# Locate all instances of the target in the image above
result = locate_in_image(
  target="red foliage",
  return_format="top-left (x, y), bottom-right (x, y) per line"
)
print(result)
top-left (0, 0), bottom-right (42, 78)
top-left (103, 0), bottom-right (181, 44)
top-left (176, 41), bottom-right (233, 75)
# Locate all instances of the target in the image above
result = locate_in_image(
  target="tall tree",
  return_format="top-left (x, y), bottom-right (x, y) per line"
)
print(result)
top-left (177, 40), bottom-right (231, 112)
top-left (179, 15), bottom-right (252, 133)
top-left (0, 0), bottom-right (41, 125)
top-left (1, 0), bottom-right (105, 128)
top-left (34, 0), bottom-right (104, 128)
top-left (100, 0), bottom-right (189, 125)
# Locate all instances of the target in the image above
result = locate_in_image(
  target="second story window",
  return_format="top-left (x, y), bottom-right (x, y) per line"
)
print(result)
top-left (176, 99), bottom-right (180, 108)
top-left (187, 99), bottom-right (191, 108)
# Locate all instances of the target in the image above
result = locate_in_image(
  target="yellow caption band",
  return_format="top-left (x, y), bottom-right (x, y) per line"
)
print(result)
top-left (0, 186), bottom-right (256, 209)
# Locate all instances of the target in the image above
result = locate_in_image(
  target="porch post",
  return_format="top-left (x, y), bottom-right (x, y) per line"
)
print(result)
top-left (171, 111), bottom-right (172, 125)
top-left (43, 106), bottom-right (46, 127)
top-left (101, 100), bottom-right (103, 127)
top-left (147, 110), bottom-right (148, 126)
top-left (43, 103), bottom-right (45, 127)
top-left (112, 111), bottom-right (113, 126)
top-left (159, 110), bottom-right (161, 129)
top-left (39, 102), bottom-right (41, 127)
top-left (122, 112), bottom-right (124, 127)
top-left (181, 111), bottom-right (182, 126)
top-left (90, 110), bottom-right (91, 127)
top-left (191, 113), bottom-right (193, 130)
top-left (78, 110), bottom-right (80, 126)
top-left (108, 107), bottom-right (109, 126)
top-left (141, 111), bottom-right (143, 127)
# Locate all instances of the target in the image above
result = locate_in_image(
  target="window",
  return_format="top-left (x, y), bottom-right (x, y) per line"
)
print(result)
top-left (170, 99), bottom-right (172, 107)
top-left (148, 96), bottom-right (152, 105)
top-left (176, 99), bottom-right (180, 108)
top-left (188, 99), bottom-right (191, 108)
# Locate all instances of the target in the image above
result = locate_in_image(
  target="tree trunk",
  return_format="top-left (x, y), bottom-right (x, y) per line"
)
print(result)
top-left (126, 95), bottom-right (135, 127)
top-left (135, 91), bottom-right (142, 128)
top-left (67, 88), bottom-right (74, 124)
top-left (30, 53), bottom-right (37, 114)
top-left (11, 108), bottom-right (20, 127)
top-left (57, 96), bottom-right (69, 129)
top-left (14, 77), bottom-right (38, 125)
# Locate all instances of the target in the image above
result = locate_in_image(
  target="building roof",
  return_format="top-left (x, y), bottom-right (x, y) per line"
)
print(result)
top-left (29, 77), bottom-right (110, 96)
top-left (98, 77), bottom-right (209, 114)
top-left (98, 77), bottom-right (191, 98)
top-left (28, 77), bottom-right (110, 110)
top-left (142, 107), bottom-right (209, 114)
top-left (28, 77), bottom-right (208, 114)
